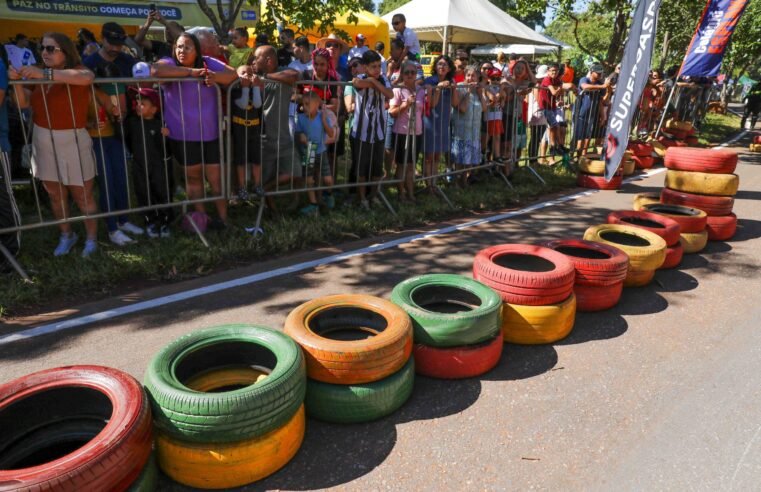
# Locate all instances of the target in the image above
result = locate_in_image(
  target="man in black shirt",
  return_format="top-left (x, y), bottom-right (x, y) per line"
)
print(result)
top-left (134, 10), bottom-right (185, 62)
top-left (277, 28), bottom-right (295, 68)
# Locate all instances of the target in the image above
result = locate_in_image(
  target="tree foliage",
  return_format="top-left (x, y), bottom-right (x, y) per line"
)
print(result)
top-left (723, 0), bottom-right (761, 79)
top-left (379, 0), bottom-right (409, 15)
top-left (196, 0), bottom-right (251, 41)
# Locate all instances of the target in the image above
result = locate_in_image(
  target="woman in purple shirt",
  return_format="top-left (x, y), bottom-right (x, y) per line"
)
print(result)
top-left (152, 32), bottom-right (236, 228)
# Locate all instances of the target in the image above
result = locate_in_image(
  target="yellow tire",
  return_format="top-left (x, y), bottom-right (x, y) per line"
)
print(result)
top-left (156, 405), bottom-right (305, 489)
top-left (665, 119), bottom-right (693, 131)
top-left (749, 143), bottom-right (761, 153)
top-left (633, 192), bottom-right (661, 211)
top-left (622, 158), bottom-right (636, 176)
top-left (501, 294), bottom-right (576, 345)
top-left (584, 224), bottom-right (667, 271)
top-left (623, 269), bottom-right (656, 287)
top-left (185, 366), bottom-right (270, 392)
top-left (664, 170), bottom-right (739, 196)
top-left (578, 157), bottom-right (605, 175)
top-left (646, 138), bottom-right (667, 157)
top-left (679, 230), bottom-right (709, 254)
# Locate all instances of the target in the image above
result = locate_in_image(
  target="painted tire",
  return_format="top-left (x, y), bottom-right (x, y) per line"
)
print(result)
top-left (127, 452), bottom-right (159, 492)
top-left (583, 224), bottom-right (667, 272)
top-left (706, 213), bottom-right (738, 241)
top-left (755, 136), bottom-right (761, 144)
top-left (679, 230), bottom-right (709, 254)
top-left (641, 203), bottom-right (708, 233)
top-left (156, 405), bottom-right (305, 489)
top-left (632, 155), bottom-right (654, 169)
top-left (662, 241), bottom-right (684, 269)
top-left (473, 244), bottom-right (576, 306)
top-left (658, 136), bottom-right (678, 148)
top-left (390, 274), bottom-right (502, 347)
top-left (686, 136), bottom-right (700, 146)
top-left (648, 139), bottom-right (667, 157)
top-left (578, 157), bottom-right (605, 175)
top-left (749, 143), bottom-right (761, 152)
top-left (144, 325), bottom-right (306, 443)
top-left (304, 357), bottom-right (414, 423)
top-left (501, 293), bottom-right (576, 345)
top-left (664, 170), bottom-right (739, 197)
top-left (413, 333), bottom-right (504, 379)
top-left (622, 158), bottom-right (636, 175)
top-left (575, 281), bottom-right (623, 312)
top-left (623, 269), bottom-right (656, 287)
top-left (627, 141), bottom-right (653, 157)
top-left (0, 366), bottom-right (152, 492)
top-left (664, 147), bottom-right (738, 174)
top-left (284, 294), bottom-right (413, 385)
top-left (664, 128), bottom-right (688, 140)
top-left (577, 172), bottom-right (622, 190)
top-left (661, 188), bottom-right (734, 216)
top-left (607, 210), bottom-right (681, 246)
top-left (633, 192), bottom-right (662, 211)
top-left (665, 119), bottom-right (693, 132)
top-left (540, 239), bottom-right (629, 286)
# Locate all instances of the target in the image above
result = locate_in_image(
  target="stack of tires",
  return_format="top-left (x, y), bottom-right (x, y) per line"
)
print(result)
top-left (750, 136), bottom-right (761, 152)
top-left (662, 147), bottom-right (739, 242)
top-left (541, 240), bottom-right (629, 312)
top-left (285, 294), bottom-right (414, 424)
top-left (577, 154), bottom-right (623, 189)
top-left (628, 141), bottom-right (655, 170)
top-left (663, 119), bottom-right (698, 146)
top-left (607, 210), bottom-right (683, 269)
top-left (0, 366), bottom-right (155, 491)
top-left (473, 244), bottom-right (576, 344)
top-left (144, 325), bottom-right (307, 489)
top-left (390, 274), bottom-right (503, 379)
top-left (633, 192), bottom-right (662, 211)
top-left (641, 203), bottom-right (709, 254)
top-left (584, 224), bottom-right (667, 286)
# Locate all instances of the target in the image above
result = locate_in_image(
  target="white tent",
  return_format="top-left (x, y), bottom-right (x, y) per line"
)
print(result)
top-left (381, 0), bottom-right (558, 54)
top-left (471, 44), bottom-right (560, 57)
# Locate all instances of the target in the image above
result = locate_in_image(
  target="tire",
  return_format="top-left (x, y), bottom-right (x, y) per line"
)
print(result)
top-left (665, 119), bottom-right (693, 132)
top-left (284, 294), bottom-right (413, 385)
top-left (583, 224), bottom-right (668, 272)
top-left (661, 188), bottom-right (734, 216)
top-left (648, 139), bottom-right (667, 157)
top-left (754, 136), bottom-right (761, 144)
top-left (501, 293), bottom-right (576, 344)
top-left (664, 128), bottom-right (688, 140)
top-left (577, 172), bottom-right (622, 190)
top-left (472, 244), bottom-right (576, 306)
top-left (304, 357), bottom-right (414, 423)
top-left (706, 213), bottom-right (738, 241)
top-left (607, 210), bottom-right (681, 246)
top-left (390, 274), bottom-right (502, 348)
top-left (413, 333), bottom-right (503, 379)
top-left (661, 242), bottom-right (684, 269)
top-left (686, 136), bottom-right (700, 146)
top-left (156, 405), bottom-right (305, 489)
top-left (575, 281), bottom-right (623, 312)
top-left (750, 143), bottom-right (761, 152)
top-left (540, 239), bottom-right (629, 286)
top-left (628, 141), bottom-right (653, 157)
top-left (632, 155), bottom-right (654, 169)
top-left (633, 192), bottom-right (662, 211)
top-left (623, 269), bottom-right (656, 287)
top-left (578, 157), bottom-right (605, 175)
top-left (658, 136), bottom-right (677, 148)
top-left (679, 230), bottom-right (709, 253)
top-left (664, 170), bottom-right (739, 197)
top-left (641, 203), bottom-right (708, 233)
top-left (0, 366), bottom-right (152, 492)
top-left (144, 325), bottom-right (306, 443)
top-left (664, 147), bottom-right (738, 174)
top-left (622, 158), bottom-right (636, 175)
top-left (127, 452), bottom-right (158, 492)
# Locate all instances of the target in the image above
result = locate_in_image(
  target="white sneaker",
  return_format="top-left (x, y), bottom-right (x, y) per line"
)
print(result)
top-left (119, 222), bottom-right (144, 235)
top-left (146, 224), bottom-right (160, 239)
top-left (109, 230), bottom-right (134, 246)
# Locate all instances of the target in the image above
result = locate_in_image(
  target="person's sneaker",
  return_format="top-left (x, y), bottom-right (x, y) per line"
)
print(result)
top-left (237, 188), bottom-right (250, 201)
top-left (119, 222), bottom-right (144, 235)
top-left (53, 233), bottom-right (78, 256)
top-left (208, 218), bottom-right (227, 231)
top-left (299, 203), bottom-right (319, 216)
top-left (360, 199), bottom-right (370, 211)
top-left (109, 230), bottom-right (134, 246)
top-left (324, 194), bottom-right (335, 209)
top-left (81, 239), bottom-right (98, 258)
top-left (159, 225), bottom-right (171, 238)
top-left (146, 224), bottom-right (160, 239)
top-left (253, 186), bottom-right (265, 197)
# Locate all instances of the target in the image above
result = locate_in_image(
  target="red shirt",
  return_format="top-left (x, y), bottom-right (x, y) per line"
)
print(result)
top-left (453, 73), bottom-right (465, 84)
top-left (539, 76), bottom-right (561, 110)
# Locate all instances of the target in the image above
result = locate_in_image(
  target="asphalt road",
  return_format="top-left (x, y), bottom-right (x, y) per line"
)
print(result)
top-left (1, 133), bottom-right (760, 490)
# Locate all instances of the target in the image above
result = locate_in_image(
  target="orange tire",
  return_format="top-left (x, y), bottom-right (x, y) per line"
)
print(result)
top-left (623, 269), bottom-right (656, 287)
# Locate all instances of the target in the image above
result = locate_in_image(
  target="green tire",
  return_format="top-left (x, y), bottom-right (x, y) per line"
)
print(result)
top-left (127, 452), bottom-right (158, 492)
top-left (305, 357), bottom-right (414, 424)
top-left (143, 324), bottom-right (306, 443)
top-left (390, 274), bottom-right (502, 347)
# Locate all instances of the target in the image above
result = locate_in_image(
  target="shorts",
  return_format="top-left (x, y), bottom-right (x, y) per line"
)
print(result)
top-left (384, 115), bottom-right (396, 150)
top-left (352, 138), bottom-right (385, 179)
top-left (232, 124), bottom-right (262, 166)
top-left (169, 139), bottom-right (221, 166)
top-left (543, 109), bottom-right (564, 128)
top-left (301, 151), bottom-right (332, 179)
top-left (391, 132), bottom-right (422, 165)
top-left (261, 137), bottom-right (299, 183)
top-left (31, 125), bottom-right (96, 186)
top-left (451, 138), bottom-right (481, 166)
top-left (487, 119), bottom-right (504, 136)
top-left (515, 122), bottom-right (527, 149)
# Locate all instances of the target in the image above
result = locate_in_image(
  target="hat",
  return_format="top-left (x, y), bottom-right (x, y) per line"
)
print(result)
top-left (355, 33), bottom-right (366, 41)
top-left (316, 33), bottom-right (349, 54)
top-left (488, 68), bottom-right (502, 79)
top-left (536, 64), bottom-right (548, 78)
top-left (135, 88), bottom-right (160, 109)
top-left (590, 64), bottom-right (605, 74)
top-left (102, 22), bottom-right (127, 45)
top-left (132, 61), bottom-right (151, 78)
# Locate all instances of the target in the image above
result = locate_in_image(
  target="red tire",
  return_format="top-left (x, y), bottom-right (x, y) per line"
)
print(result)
top-left (627, 141), bottom-right (653, 157)
top-left (473, 244), bottom-right (576, 306)
top-left (540, 239), bottom-right (629, 286)
top-left (686, 136), bottom-right (700, 146)
top-left (658, 136), bottom-right (678, 148)
top-left (754, 136), bottom-right (761, 144)
top-left (665, 129), bottom-right (688, 140)
top-left (0, 366), bottom-right (152, 492)
top-left (413, 333), bottom-right (503, 379)
top-left (577, 172), bottom-right (622, 190)
top-left (664, 147), bottom-right (738, 174)
top-left (642, 203), bottom-right (708, 233)
top-left (661, 188), bottom-right (734, 216)
top-left (632, 155), bottom-right (655, 169)
top-left (661, 241), bottom-right (684, 269)
top-left (575, 281), bottom-right (623, 312)
top-left (607, 210), bottom-right (681, 246)
top-left (706, 213), bottom-right (738, 241)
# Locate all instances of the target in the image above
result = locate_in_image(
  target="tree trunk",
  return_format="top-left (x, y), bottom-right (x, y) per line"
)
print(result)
top-left (605, 6), bottom-right (628, 70)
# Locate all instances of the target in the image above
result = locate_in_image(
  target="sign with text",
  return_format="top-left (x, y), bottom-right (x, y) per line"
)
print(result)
top-left (7, 0), bottom-right (182, 20)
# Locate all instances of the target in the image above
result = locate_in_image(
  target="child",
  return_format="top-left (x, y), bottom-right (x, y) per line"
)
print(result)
top-left (295, 91), bottom-right (336, 215)
top-left (389, 60), bottom-right (426, 203)
top-left (226, 27), bottom-right (254, 69)
top-left (539, 63), bottom-right (566, 155)
top-left (124, 88), bottom-right (174, 238)
top-left (230, 75), bottom-right (263, 201)
top-left (350, 50), bottom-right (394, 209)
top-left (452, 65), bottom-right (486, 187)
top-left (485, 68), bottom-right (506, 164)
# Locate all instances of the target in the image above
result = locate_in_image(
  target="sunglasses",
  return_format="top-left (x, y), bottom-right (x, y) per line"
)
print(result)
top-left (41, 45), bottom-right (62, 54)
top-left (403, 70), bottom-right (416, 75)
top-left (325, 43), bottom-right (340, 48)
top-left (392, 21), bottom-right (401, 25)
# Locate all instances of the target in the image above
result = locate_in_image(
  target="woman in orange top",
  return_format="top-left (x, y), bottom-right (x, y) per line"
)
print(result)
top-left (10, 32), bottom-right (99, 257)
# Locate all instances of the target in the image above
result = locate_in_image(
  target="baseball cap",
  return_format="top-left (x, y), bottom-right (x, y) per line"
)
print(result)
top-left (135, 88), bottom-right (160, 109)
top-left (590, 64), bottom-right (605, 74)
top-left (488, 68), bottom-right (502, 79)
top-left (132, 61), bottom-right (151, 78)
top-left (102, 22), bottom-right (127, 45)
top-left (356, 33), bottom-right (366, 41)
top-left (536, 64), bottom-right (548, 78)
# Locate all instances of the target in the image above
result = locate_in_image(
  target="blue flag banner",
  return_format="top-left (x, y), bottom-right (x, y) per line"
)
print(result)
top-left (679, 0), bottom-right (749, 77)
top-left (604, 0), bottom-right (663, 180)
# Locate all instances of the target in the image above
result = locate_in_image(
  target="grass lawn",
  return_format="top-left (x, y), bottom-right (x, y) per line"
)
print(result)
top-left (698, 111), bottom-right (742, 146)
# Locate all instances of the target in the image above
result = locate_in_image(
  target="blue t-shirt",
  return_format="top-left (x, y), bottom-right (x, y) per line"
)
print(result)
top-left (0, 61), bottom-right (10, 152)
top-left (577, 76), bottom-right (605, 116)
top-left (296, 112), bottom-right (327, 155)
top-left (84, 51), bottom-right (137, 95)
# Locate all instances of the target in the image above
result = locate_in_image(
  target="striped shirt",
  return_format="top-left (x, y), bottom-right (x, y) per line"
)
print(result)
top-left (351, 74), bottom-right (392, 143)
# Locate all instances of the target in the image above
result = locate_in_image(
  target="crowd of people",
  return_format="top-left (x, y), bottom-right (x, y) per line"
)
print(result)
top-left (0, 10), bottom-right (720, 260)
